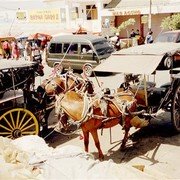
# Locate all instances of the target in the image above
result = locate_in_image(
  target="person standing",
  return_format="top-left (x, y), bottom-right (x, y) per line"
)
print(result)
top-left (130, 29), bottom-right (136, 38)
top-left (145, 31), bottom-right (153, 44)
top-left (2, 40), bottom-right (11, 59)
top-left (24, 41), bottom-right (32, 61)
top-left (12, 42), bottom-right (20, 60)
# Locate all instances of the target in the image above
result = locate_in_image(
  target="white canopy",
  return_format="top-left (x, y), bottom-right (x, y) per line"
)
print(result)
top-left (94, 43), bottom-right (180, 75)
top-left (0, 59), bottom-right (36, 70)
top-left (94, 54), bottom-right (163, 75)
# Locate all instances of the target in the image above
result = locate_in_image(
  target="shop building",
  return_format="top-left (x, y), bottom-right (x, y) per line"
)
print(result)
top-left (101, 0), bottom-right (180, 38)
top-left (0, 0), bottom-right (180, 39)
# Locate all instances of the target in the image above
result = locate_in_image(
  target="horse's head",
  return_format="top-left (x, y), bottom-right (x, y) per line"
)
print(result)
top-left (42, 76), bottom-right (65, 95)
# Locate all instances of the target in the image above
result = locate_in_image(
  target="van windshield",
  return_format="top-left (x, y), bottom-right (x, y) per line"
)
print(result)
top-left (154, 32), bottom-right (178, 43)
top-left (93, 40), bottom-right (114, 55)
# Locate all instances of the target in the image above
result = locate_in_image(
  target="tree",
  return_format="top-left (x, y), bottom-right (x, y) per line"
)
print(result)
top-left (111, 18), bottom-right (136, 37)
top-left (111, 18), bottom-right (136, 47)
top-left (161, 13), bottom-right (180, 30)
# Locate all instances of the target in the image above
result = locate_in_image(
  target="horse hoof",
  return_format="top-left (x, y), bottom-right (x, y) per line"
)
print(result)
top-left (120, 145), bottom-right (126, 152)
top-left (99, 155), bottom-right (104, 161)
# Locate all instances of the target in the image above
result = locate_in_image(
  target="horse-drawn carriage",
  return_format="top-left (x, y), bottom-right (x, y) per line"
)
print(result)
top-left (0, 59), bottom-right (93, 139)
top-left (54, 43), bottom-right (180, 159)
top-left (0, 42), bottom-right (179, 160)
top-left (0, 59), bottom-right (44, 138)
top-left (94, 42), bottom-right (180, 133)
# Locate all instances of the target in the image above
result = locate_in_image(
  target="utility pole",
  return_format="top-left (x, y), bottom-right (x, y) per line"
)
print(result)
top-left (148, 0), bottom-right (152, 31)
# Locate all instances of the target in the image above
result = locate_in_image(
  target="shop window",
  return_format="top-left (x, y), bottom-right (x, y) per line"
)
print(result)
top-left (71, 7), bottom-right (79, 20)
top-left (63, 43), bottom-right (78, 54)
top-left (86, 5), bottom-right (97, 20)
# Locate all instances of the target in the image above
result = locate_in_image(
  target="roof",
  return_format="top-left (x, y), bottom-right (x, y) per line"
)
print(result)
top-left (51, 35), bottom-right (106, 44)
top-left (102, 0), bottom-right (180, 15)
top-left (94, 43), bottom-right (180, 75)
top-left (0, 59), bottom-right (37, 70)
top-left (106, 0), bottom-right (172, 8)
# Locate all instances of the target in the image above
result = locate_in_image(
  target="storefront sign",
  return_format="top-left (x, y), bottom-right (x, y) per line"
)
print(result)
top-left (113, 10), bottom-right (141, 16)
top-left (16, 11), bottom-right (27, 20)
top-left (29, 9), bottom-right (60, 23)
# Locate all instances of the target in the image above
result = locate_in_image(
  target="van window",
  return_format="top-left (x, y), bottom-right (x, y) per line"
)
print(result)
top-left (49, 43), bottom-right (62, 53)
top-left (81, 44), bottom-right (93, 54)
top-left (93, 40), bottom-right (112, 55)
top-left (63, 43), bottom-right (78, 54)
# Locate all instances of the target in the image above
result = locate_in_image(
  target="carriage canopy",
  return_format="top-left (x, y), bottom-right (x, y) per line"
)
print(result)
top-left (94, 43), bottom-right (180, 75)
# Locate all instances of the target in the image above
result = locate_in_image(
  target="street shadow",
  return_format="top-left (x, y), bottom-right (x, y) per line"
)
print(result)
top-left (43, 128), bottom-right (80, 148)
top-left (93, 122), bottom-right (180, 164)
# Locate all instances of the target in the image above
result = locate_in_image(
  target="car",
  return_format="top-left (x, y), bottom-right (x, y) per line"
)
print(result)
top-left (154, 30), bottom-right (180, 43)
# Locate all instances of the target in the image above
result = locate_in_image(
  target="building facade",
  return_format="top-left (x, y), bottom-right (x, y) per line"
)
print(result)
top-left (0, 0), bottom-right (180, 39)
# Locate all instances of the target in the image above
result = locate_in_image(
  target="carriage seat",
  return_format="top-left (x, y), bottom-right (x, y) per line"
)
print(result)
top-left (117, 81), bottom-right (156, 107)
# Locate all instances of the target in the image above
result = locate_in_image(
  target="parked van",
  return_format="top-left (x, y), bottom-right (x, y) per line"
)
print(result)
top-left (47, 35), bottom-right (114, 76)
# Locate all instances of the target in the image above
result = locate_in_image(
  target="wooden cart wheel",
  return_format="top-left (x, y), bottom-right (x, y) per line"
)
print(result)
top-left (0, 108), bottom-right (39, 139)
top-left (172, 85), bottom-right (180, 132)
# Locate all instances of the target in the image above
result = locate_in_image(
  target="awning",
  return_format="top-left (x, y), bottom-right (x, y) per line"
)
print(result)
top-left (103, 0), bottom-right (180, 16)
top-left (28, 33), bottom-right (52, 41)
top-left (105, 0), bottom-right (121, 9)
top-left (94, 54), bottom-right (163, 75)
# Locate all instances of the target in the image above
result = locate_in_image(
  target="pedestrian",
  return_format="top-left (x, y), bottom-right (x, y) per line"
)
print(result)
top-left (17, 40), bottom-right (24, 57)
top-left (24, 41), bottom-right (32, 61)
top-left (12, 42), bottom-right (20, 60)
top-left (115, 32), bottom-right (121, 50)
top-left (135, 29), bottom-right (140, 36)
top-left (145, 30), bottom-right (153, 44)
top-left (130, 29), bottom-right (136, 38)
top-left (2, 40), bottom-right (11, 59)
top-left (135, 29), bottom-right (144, 45)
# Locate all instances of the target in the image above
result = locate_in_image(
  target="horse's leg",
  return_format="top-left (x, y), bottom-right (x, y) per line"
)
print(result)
top-left (120, 116), bottom-right (131, 151)
top-left (82, 130), bottom-right (89, 152)
top-left (120, 126), bottom-right (130, 151)
top-left (90, 130), bottom-right (104, 160)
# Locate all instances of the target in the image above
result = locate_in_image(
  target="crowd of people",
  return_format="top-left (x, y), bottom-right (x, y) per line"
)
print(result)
top-left (1, 37), bottom-right (48, 62)
top-left (114, 28), bottom-right (153, 51)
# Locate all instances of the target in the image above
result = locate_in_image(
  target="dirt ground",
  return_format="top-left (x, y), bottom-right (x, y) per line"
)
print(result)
top-left (44, 111), bottom-right (180, 179)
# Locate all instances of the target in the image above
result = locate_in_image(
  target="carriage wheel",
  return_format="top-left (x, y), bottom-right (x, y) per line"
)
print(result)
top-left (83, 63), bottom-right (93, 77)
top-left (0, 108), bottom-right (39, 139)
top-left (171, 85), bottom-right (180, 132)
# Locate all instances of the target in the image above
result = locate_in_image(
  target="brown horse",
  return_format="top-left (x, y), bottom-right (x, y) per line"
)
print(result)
top-left (55, 89), bottom-right (148, 160)
top-left (40, 72), bottom-right (94, 96)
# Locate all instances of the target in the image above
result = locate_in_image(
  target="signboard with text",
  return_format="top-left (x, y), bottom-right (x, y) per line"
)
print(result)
top-left (29, 9), bottom-right (60, 23)
top-left (113, 10), bottom-right (141, 16)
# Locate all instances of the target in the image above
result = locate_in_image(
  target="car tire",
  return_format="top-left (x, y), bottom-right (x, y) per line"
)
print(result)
top-left (164, 57), bottom-right (173, 69)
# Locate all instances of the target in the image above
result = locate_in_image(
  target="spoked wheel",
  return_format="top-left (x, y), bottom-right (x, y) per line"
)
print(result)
top-left (171, 85), bottom-right (180, 132)
top-left (0, 108), bottom-right (39, 139)
top-left (83, 63), bottom-right (93, 77)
